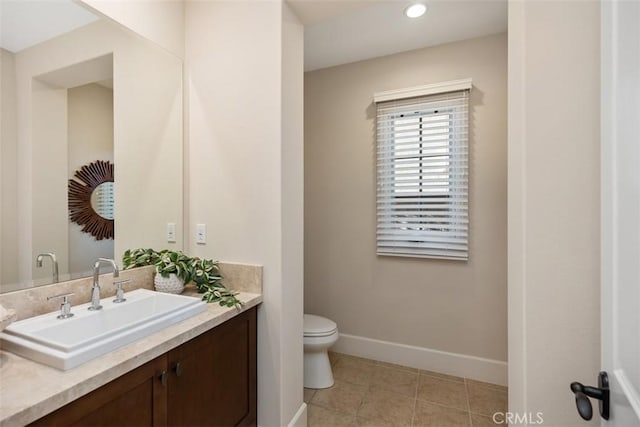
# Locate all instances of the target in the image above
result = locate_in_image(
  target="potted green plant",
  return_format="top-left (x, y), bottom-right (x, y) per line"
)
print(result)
top-left (122, 248), bottom-right (242, 308)
top-left (122, 248), bottom-right (189, 293)
top-left (154, 250), bottom-right (192, 293)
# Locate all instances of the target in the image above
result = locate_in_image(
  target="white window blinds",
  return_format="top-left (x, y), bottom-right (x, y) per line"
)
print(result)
top-left (375, 88), bottom-right (469, 260)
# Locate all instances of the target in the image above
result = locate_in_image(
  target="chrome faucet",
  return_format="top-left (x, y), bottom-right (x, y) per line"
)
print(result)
top-left (90, 258), bottom-right (119, 311)
top-left (36, 253), bottom-right (59, 283)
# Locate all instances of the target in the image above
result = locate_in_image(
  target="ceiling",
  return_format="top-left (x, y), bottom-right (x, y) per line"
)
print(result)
top-left (288, 0), bottom-right (389, 26)
top-left (291, 0), bottom-right (507, 71)
top-left (1, 0), bottom-right (506, 73)
top-left (0, 0), bottom-right (99, 53)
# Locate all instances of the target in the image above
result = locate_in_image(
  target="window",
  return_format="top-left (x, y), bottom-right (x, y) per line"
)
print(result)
top-left (375, 83), bottom-right (470, 260)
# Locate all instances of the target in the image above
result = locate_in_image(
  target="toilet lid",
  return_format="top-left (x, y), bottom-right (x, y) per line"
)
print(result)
top-left (304, 314), bottom-right (337, 337)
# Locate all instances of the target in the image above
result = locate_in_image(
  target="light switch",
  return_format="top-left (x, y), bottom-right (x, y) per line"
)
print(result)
top-left (196, 224), bottom-right (206, 244)
top-left (167, 223), bottom-right (176, 243)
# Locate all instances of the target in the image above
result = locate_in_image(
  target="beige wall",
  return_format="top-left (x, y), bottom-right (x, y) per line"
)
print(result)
top-left (281, 3), bottom-right (305, 422)
top-left (11, 19), bottom-right (182, 286)
top-left (305, 33), bottom-right (507, 364)
top-left (67, 83), bottom-right (114, 276)
top-left (110, 23), bottom-right (183, 260)
top-left (0, 48), bottom-right (19, 287)
top-left (508, 1), bottom-right (601, 425)
top-left (184, 1), bottom-right (304, 425)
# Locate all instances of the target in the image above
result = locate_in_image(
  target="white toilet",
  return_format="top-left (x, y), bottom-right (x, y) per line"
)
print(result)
top-left (303, 314), bottom-right (338, 389)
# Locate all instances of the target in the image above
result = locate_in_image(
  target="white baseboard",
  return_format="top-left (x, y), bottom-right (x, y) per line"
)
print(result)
top-left (332, 333), bottom-right (507, 386)
top-left (287, 402), bottom-right (307, 427)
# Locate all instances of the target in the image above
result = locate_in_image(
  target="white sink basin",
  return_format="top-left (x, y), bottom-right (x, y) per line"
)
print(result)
top-left (0, 289), bottom-right (206, 370)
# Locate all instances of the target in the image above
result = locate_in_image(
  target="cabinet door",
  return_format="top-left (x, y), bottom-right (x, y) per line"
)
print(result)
top-left (30, 356), bottom-right (167, 427)
top-left (167, 307), bottom-right (257, 427)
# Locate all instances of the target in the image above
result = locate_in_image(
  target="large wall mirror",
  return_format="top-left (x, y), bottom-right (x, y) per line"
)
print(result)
top-left (0, 0), bottom-right (183, 293)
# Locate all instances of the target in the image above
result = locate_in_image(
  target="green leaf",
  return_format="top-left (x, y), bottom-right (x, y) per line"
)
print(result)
top-left (122, 248), bottom-right (241, 308)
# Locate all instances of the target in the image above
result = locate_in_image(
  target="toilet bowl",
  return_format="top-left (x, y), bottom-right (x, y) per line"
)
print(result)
top-left (303, 314), bottom-right (338, 389)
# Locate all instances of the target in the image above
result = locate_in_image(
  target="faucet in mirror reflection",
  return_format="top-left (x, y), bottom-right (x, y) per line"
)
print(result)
top-left (36, 253), bottom-right (59, 284)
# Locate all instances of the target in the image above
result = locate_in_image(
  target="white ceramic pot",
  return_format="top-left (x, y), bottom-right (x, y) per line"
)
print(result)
top-left (154, 273), bottom-right (185, 294)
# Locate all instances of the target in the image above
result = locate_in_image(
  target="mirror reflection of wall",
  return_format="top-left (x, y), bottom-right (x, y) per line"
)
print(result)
top-left (68, 82), bottom-right (114, 278)
top-left (28, 56), bottom-right (115, 285)
top-left (0, 0), bottom-right (184, 293)
top-left (1, 48), bottom-right (19, 290)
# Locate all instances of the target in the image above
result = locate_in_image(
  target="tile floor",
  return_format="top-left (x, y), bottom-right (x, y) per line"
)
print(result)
top-left (304, 352), bottom-right (507, 427)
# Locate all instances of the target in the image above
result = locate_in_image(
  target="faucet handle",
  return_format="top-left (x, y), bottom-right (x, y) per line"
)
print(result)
top-left (114, 280), bottom-right (130, 303)
top-left (47, 292), bottom-right (74, 319)
top-left (47, 292), bottom-right (74, 301)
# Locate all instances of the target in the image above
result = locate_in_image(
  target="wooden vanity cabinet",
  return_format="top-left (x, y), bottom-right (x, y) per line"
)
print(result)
top-left (30, 356), bottom-right (168, 427)
top-left (30, 307), bottom-right (257, 427)
top-left (167, 306), bottom-right (257, 427)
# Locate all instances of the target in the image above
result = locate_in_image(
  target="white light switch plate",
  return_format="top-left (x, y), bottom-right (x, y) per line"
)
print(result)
top-left (167, 223), bottom-right (176, 243)
top-left (196, 224), bottom-right (206, 244)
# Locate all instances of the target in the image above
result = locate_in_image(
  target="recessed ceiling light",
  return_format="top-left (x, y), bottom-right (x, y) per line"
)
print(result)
top-left (404, 3), bottom-right (427, 18)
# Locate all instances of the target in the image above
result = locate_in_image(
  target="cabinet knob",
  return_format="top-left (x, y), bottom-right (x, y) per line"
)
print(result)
top-left (158, 370), bottom-right (167, 386)
top-left (174, 362), bottom-right (183, 377)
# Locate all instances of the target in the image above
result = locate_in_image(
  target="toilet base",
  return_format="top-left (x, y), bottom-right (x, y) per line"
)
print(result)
top-left (304, 351), bottom-right (334, 389)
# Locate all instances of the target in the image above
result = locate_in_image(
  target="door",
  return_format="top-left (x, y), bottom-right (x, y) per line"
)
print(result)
top-left (601, 0), bottom-right (640, 425)
top-left (30, 355), bottom-right (167, 427)
top-left (167, 307), bottom-right (257, 427)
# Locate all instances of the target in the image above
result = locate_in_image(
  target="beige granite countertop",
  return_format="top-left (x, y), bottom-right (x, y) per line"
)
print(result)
top-left (0, 292), bottom-right (262, 427)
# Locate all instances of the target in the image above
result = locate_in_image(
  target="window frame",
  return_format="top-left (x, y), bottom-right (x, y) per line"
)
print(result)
top-left (375, 81), bottom-right (471, 260)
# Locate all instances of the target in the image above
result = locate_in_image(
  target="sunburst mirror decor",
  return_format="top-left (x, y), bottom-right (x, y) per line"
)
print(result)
top-left (68, 160), bottom-right (114, 240)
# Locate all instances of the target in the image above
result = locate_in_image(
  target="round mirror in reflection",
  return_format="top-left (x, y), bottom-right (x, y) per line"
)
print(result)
top-left (69, 160), bottom-right (114, 240)
top-left (90, 182), bottom-right (115, 220)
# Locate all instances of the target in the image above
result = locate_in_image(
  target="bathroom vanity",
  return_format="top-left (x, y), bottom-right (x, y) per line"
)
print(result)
top-left (0, 281), bottom-right (261, 427)
top-left (30, 307), bottom-right (256, 427)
